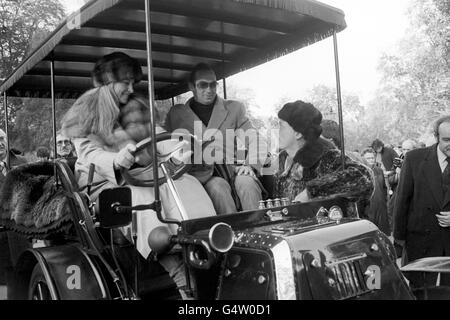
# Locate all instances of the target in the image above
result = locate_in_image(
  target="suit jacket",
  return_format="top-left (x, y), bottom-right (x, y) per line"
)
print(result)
top-left (377, 146), bottom-right (399, 171)
top-left (394, 144), bottom-right (450, 262)
top-left (165, 97), bottom-right (267, 183)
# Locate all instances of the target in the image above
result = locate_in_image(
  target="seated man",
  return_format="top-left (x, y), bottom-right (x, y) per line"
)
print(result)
top-left (273, 101), bottom-right (374, 203)
top-left (165, 63), bottom-right (267, 214)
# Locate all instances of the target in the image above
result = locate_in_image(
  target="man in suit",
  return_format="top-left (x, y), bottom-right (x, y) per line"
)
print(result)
top-left (165, 63), bottom-right (267, 214)
top-left (394, 116), bottom-right (450, 288)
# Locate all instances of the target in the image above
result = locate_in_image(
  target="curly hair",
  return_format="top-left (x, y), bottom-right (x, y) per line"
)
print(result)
top-left (61, 84), bottom-right (121, 139)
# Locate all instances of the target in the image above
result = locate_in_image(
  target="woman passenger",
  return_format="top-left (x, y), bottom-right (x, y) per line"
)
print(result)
top-left (61, 52), bottom-right (216, 299)
top-left (274, 100), bottom-right (374, 203)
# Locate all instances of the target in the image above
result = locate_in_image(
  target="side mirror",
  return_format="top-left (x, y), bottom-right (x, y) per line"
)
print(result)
top-left (96, 187), bottom-right (132, 229)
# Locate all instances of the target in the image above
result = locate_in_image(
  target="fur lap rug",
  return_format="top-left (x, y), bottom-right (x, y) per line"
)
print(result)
top-left (0, 162), bottom-right (73, 239)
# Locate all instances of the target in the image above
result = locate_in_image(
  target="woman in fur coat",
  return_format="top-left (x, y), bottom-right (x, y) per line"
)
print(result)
top-left (61, 52), bottom-right (216, 299)
top-left (274, 101), bottom-right (374, 204)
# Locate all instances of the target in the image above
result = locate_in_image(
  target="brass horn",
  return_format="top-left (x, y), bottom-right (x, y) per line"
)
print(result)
top-left (187, 223), bottom-right (235, 270)
top-left (148, 223), bottom-right (235, 270)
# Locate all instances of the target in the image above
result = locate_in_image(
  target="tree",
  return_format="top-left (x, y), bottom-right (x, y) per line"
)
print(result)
top-left (306, 85), bottom-right (368, 151)
top-left (12, 98), bottom-right (73, 152)
top-left (0, 0), bottom-right (65, 77)
top-left (373, 0), bottom-right (450, 144)
top-left (0, 0), bottom-right (66, 154)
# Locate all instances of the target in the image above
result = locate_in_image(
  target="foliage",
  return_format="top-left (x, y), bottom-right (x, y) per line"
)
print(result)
top-left (306, 85), bottom-right (369, 152)
top-left (12, 98), bottom-right (73, 152)
top-left (372, 0), bottom-right (449, 145)
top-left (1, 0), bottom-right (448, 157)
top-left (0, 0), bottom-right (65, 77)
top-left (0, 0), bottom-right (66, 154)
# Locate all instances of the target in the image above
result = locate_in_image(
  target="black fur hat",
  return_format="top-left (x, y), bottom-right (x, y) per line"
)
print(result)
top-left (92, 52), bottom-right (143, 87)
top-left (278, 100), bottom-right (323, 141)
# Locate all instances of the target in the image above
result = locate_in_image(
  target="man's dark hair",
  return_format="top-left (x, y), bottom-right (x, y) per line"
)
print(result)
top-left (189, 63), bottom-right (216, 85)
top-left (371, 139), bottom-right (384, 150)
top-left (433, 116), bottom-right (450, 139)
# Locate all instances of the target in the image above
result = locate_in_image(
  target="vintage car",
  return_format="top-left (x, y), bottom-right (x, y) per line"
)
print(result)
top-left (0, 0), bottom-right (448, 300)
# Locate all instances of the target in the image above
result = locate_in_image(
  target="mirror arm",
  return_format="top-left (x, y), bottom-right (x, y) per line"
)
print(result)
top-left (112, 201), bottom-right (182, 227)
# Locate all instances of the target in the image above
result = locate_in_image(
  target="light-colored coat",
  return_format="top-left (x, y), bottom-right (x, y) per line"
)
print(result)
top-left (73, 130), bottom-right (216, 259)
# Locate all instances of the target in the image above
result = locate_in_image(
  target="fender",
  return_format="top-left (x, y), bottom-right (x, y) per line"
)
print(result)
top-left (12, 244), bottom-right (110, 300)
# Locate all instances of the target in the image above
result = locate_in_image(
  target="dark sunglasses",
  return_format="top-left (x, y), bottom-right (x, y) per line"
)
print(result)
top-left (196, 81), bottom-right (218, 90)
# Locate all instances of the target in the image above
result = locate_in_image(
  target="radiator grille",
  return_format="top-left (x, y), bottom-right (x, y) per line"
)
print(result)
top-left (328, 259), bottom-right (371, 300)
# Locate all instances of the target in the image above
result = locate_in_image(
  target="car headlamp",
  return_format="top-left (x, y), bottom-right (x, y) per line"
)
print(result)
top-left (329, 206), bottom-right (344, 222)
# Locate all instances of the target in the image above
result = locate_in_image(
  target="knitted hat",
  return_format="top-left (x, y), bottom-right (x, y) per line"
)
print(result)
top-left (278, 100), bottom-right (323, 141)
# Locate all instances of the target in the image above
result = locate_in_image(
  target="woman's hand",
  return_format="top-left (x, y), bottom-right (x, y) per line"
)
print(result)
top-left (114, 144), bottom-right (136, 170)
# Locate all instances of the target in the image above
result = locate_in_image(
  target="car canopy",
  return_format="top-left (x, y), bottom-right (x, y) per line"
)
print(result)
top-left (0, 0), bottom-right (346, 100)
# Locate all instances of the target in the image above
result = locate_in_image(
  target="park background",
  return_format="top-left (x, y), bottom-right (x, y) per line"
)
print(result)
top-left (0, 0), bottom-right (448, 159)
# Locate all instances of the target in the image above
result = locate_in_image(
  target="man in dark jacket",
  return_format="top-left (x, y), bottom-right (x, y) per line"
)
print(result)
top-left (371, 138), bottom-right (399, 181)
top-left (165, 63), bottom-right (267, 214)
top-left (394, 116), bottom-right (450, 288)
top-left (372, 138), bottom-right (399, 231)
top-left (362, 148), bottom-right (390, 235)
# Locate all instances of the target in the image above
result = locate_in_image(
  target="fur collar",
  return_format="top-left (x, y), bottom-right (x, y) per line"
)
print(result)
top-left (293, 137), bottom-right (336, 168)
top-left (0, 162), bottom-right (72, 239)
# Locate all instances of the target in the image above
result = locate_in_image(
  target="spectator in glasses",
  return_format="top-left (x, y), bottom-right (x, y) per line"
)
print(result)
top-left (165, 63), bottom-right (268, 214)
top-left (56, 132), bottom-right (76, 159)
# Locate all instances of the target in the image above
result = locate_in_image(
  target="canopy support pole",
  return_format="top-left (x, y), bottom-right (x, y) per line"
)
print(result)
top-left (333, 31), bottom-right (346, 169)
top-left (221, 25), bottom-right (227, 99)
top-left (3, 92), bottom-right (10, 170)
top-left (144, 0), bottom-right (161, 209)
top-left (50, 58), bottom-right (59, 183)
top-left (222, 78), bottom-right (227, 99)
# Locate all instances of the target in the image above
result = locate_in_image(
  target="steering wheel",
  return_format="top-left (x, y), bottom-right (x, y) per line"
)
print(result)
top-left (120, 132), bottom-right (200, 187)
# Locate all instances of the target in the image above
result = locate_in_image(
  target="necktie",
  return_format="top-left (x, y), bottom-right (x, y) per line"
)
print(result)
top-left (0, 161), bottom-right (6, 176)
top-left (443, 157), bottom-right (450, 195)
